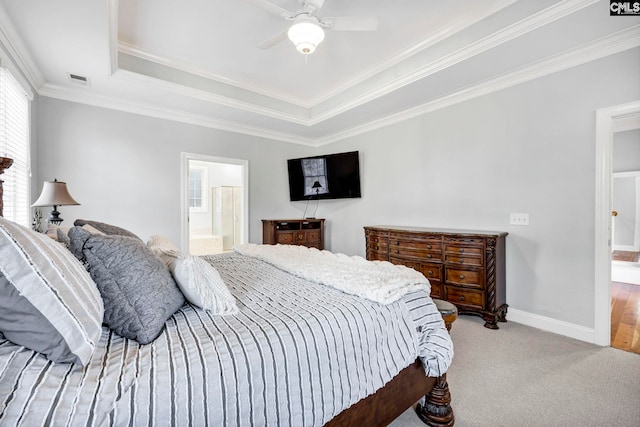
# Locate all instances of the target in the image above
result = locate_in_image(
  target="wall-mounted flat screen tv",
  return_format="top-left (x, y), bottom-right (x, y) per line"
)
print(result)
top-left (287, 151), bottom-right (361, 201)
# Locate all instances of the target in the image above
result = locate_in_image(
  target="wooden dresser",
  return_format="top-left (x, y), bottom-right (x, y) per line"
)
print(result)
top-left (365, 226), bottom-right (507, 329)
top-left (262, 219), bottom-right (325, 250)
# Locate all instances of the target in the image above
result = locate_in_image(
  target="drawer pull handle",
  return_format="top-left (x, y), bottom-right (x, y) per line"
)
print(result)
top-left (427, 245), bottom-right (431, 249)
top-left (427, 254), bottom-right (432, 258)
top-left (395, 250), bottom-right (399, 254)
top-left (375, 246), bottom-right (379, 250)
top-left (374, 238), bottom-right (378, 243)
top-left (460, 296), bottom-right (466, 301)
top-left (460, 260), bottom-right (464, 264)
top-left (459, 248), bottom-right (464, 253)
top-left (459, 275), bottom-right (465, 279)
top-left (395, 241), bottom-right (400, 245)
top-left (427, 270), bottom-right (433, 275)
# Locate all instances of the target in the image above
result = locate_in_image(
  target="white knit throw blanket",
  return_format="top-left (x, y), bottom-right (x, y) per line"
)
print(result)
top-left (234, 244), bottom-right (431, 304)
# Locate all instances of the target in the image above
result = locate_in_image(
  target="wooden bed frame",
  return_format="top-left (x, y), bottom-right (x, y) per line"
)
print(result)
top-left (0, 156), bottom-right (454, 426)
top-left (0, 157), bottom-right (13, 218)
top-left (326, 361), bottom-right (454, 427)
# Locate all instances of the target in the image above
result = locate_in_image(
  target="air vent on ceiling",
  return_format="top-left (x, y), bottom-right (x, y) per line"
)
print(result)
top-left (67, 72), bottom-right (91, 87)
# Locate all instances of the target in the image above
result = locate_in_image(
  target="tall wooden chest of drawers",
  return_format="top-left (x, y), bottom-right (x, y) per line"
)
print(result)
top-left (262, 219), bottom-right (325, 250)
top-left (365, 226), bottom-right (507, 329)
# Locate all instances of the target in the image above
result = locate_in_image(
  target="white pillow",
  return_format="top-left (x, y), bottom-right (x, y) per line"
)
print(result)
top-left (147, 235), bottom-right (238, 314)
top-left (171, 256), bottom-right (238, 315)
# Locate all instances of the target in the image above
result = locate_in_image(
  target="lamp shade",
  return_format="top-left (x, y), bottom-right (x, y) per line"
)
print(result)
top-left (288, 18), bottom-right (325, 55)
top-left (32, 180), bottom-right (80, 207)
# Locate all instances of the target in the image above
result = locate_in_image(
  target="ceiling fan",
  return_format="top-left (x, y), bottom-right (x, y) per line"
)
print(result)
top-left (246, 0), bottom-right (379, 55)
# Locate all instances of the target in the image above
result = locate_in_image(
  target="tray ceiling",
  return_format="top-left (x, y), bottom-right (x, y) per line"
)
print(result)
top-left (0, 0), bottom-right (638, 145)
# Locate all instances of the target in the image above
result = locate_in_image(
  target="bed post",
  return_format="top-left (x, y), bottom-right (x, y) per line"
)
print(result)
top-left (415, 374), bottom-right (454, 426)
top-left (0, 156), bottom-right (14, 217)
top-left (416, 298), bottom-right (456, 426)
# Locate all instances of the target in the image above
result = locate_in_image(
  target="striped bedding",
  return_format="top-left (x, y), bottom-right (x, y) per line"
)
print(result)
top-left (0, 252), bottom-right (453, 427)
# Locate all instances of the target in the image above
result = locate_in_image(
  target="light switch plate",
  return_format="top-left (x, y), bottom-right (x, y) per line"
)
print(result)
top-left (510, 213), bottom-right (529, 225)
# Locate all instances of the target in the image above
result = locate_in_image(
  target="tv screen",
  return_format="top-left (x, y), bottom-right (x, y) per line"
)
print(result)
top-left (287, 151), bottom-right (361, 201)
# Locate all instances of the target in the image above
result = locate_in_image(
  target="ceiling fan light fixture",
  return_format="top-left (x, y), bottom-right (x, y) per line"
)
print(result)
top-left (287, 19), bottom-right (325, 55)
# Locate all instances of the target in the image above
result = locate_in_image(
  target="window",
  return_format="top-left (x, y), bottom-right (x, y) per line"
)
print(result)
top-left (189, 165), bottom-right (208, 212)
top-left (0, 67), bottom-right (30, 226)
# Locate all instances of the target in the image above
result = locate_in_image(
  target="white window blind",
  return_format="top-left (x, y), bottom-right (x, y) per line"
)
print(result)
top-left (0, 67), bottom-right (30, 226)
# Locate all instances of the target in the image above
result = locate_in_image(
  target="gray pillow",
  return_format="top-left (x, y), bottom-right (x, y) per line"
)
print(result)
top-left (74, 219), bottom-right (141, 241)
top-left (69, 227), bottom-right (184, 344)
top-left (0, 217), bottom-right (103, 365)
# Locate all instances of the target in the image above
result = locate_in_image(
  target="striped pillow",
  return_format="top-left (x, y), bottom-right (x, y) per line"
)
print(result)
top-left (0, 217), bottom-right (104, 365)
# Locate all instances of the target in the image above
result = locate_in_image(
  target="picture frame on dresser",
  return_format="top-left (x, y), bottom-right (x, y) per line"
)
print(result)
top-left (365, 225), bottom-right (508, 329)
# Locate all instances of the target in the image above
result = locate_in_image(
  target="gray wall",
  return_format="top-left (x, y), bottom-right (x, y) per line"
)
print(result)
top-left (34, 47), bottom-right (640, 331)
top-left (34, 97), bottom-right (314, 245)
top-left (320, 48), bottom-right (640, 328)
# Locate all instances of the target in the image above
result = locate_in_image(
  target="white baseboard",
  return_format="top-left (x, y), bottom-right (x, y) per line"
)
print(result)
top-left (506, 308), bottom-right (598, 345)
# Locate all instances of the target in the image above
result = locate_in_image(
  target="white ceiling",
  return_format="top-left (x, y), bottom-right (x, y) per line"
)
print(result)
top-left (0, 0), bottom-right (638, 145)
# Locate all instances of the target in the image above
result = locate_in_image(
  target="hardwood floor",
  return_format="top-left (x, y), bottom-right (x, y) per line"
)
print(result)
top-left (610, 250), bottom-right (640, 354)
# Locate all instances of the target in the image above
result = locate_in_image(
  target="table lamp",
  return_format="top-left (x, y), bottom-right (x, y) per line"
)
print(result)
top-left (32, 179), bottom-right (80, 225)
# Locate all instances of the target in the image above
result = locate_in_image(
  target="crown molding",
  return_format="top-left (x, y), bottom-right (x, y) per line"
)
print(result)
top-left (111, 66), bottom-right (311, 125)
top-left (0, 2), bottom-right (43, 95)
top-left (315, 25), bottom-right (640, 145)
top-left (308, 0), bottom-right (601, 125)
top-left (37, 24), bottom-right (639, 147)
top-left (117, 42), bottom-right (310, 108)
top-left (37, 25), bottom-right (640, 147)
top-left (37, 82), bottom-right (317, 146)
top-left (304, 0), bottom-right (520, 106)
top-left (112, 1), bottom-right (520, 110)
top-left (111, 0), bottom-right (600, 127)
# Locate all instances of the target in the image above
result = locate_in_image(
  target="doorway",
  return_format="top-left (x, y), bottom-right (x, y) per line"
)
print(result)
top-left (610, 134), bottom-right (640, 354)
top-left (611, 171), bottom-right (640, 285)
top-left (594, 101), bottom-right (640, 347)
top-left (180, 153), bottom-right (249, 255)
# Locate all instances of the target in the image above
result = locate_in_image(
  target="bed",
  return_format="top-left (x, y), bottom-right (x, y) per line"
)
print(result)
top-left (0, 163), bottom-right (454, 426)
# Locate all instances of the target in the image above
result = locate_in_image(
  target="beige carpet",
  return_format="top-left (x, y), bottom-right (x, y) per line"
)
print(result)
top-left (389, 316), bottom-right (640, 427)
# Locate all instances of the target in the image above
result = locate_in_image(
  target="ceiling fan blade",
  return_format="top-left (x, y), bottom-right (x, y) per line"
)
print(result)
top-left (244, 0), bottom-right (294, 19)
top-left (323, 16), bottom-right (379, 31)
top-left (257, 30), bottom-right (289, 49)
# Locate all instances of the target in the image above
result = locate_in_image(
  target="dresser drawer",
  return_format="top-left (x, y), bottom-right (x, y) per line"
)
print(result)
top-left (445, 267), bottom-right (484, 289)
top-left (444, 254), bottom-right (482, 267)
top-left (305, 230), bottom-right (321, 242)
top-left (390, 247), bottom-right (441, 260)
top-left (389, 235), bottom-right (441, 250)
top-left (277, 232), bottom-right (295, 244)
top-left (430, 283), bottom-right (443, 299)
top-left (367, 240), bottom-right (388, 252)
top-left (368, 252), bottom-right (389, 261)
top-left (391, 258), bottom-right (442, 282)
top-left (444, 236), bottom-right (484, 246)
top-left (445, 286), bottom-right (484, 309)
top-left (422, 263), bottom-right (442, 282)
top-left (444, 244), bottom-right (482, 256)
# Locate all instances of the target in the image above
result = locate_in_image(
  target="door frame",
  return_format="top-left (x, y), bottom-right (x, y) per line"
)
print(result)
top-left (594, 100), bottom-right (640, 346)
top-left (180, 152), bottom-right (249, 253)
